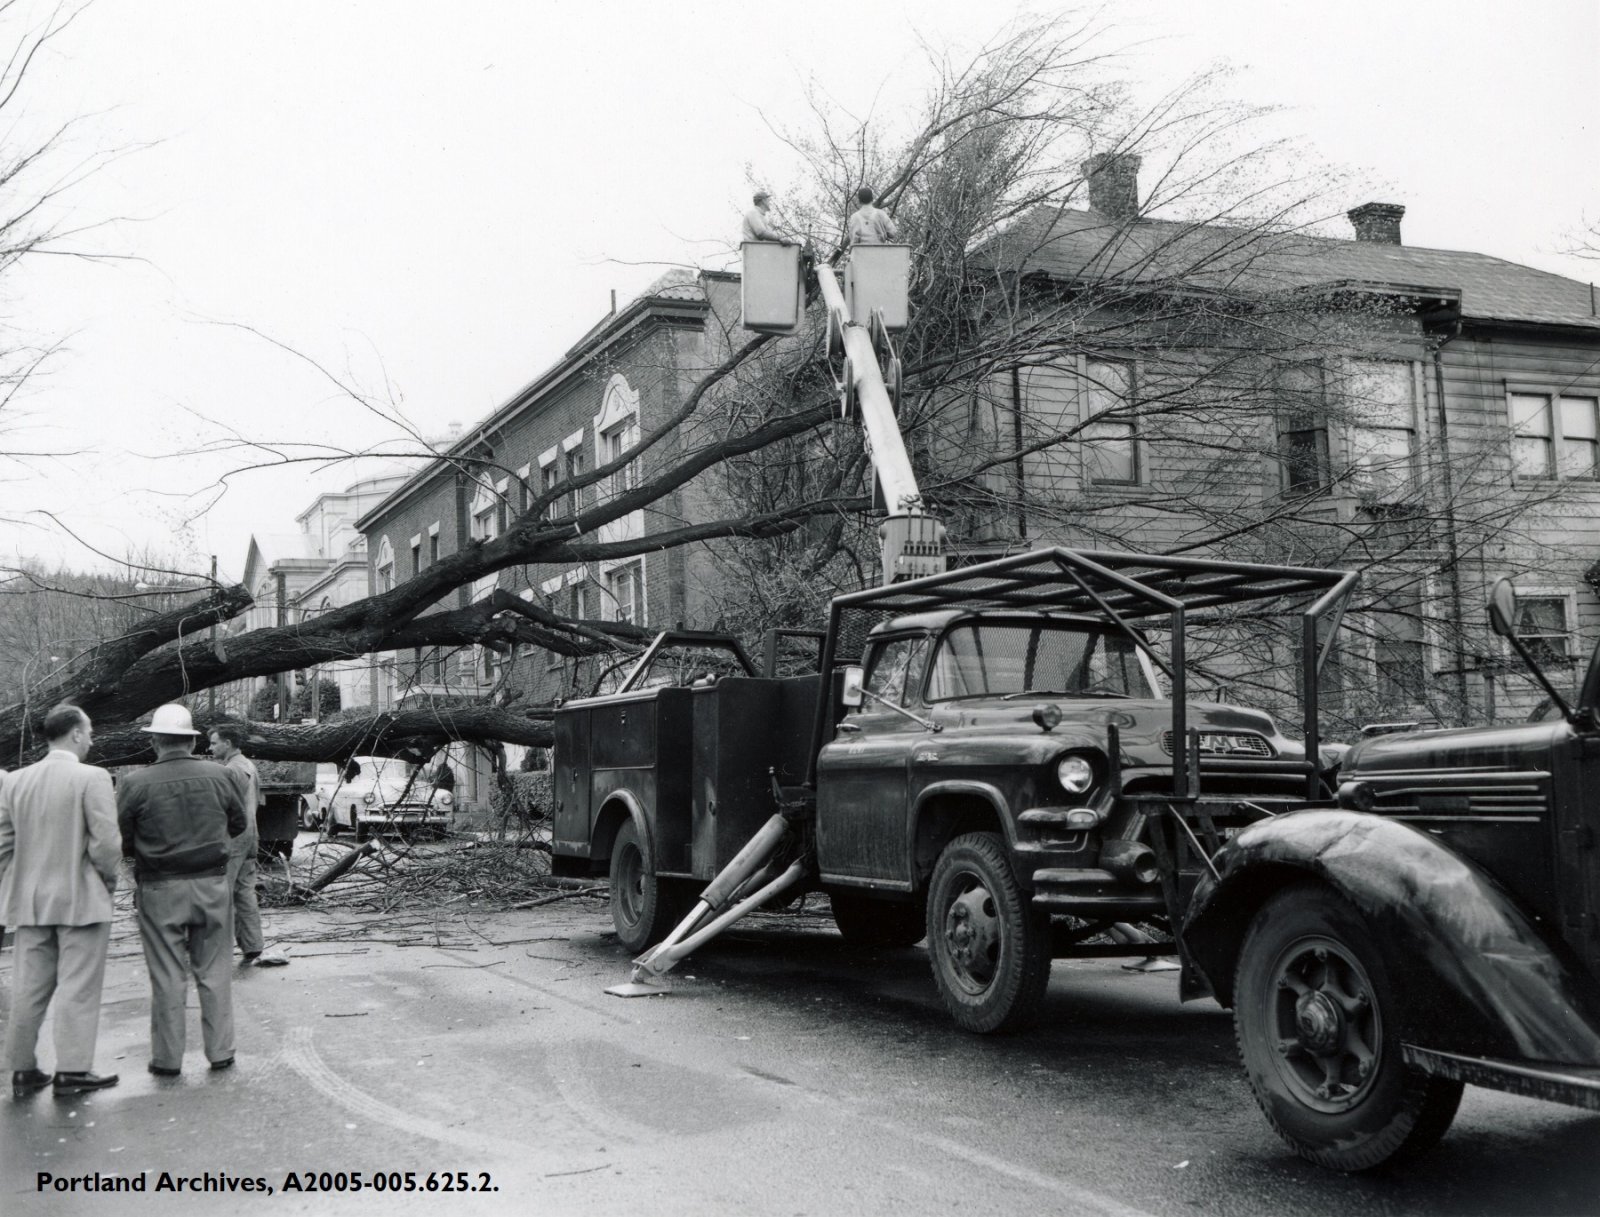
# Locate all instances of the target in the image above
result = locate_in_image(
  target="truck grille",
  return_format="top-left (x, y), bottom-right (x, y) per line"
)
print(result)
top-left (1161, 731), bottom-right (1274, 759)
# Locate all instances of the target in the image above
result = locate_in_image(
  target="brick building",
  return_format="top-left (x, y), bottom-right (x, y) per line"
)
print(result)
top-left (353, 270), bottom-right (748, 799)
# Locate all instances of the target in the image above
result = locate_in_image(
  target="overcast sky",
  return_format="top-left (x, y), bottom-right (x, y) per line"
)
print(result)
top-left (1, 0), bottom-right (1595, 582)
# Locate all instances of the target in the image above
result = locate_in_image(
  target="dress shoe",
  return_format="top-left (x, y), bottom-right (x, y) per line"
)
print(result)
top-left (12, 1069), bottom-right (50, 1098)
top-left (52, 1071), bottom-right (118, 1096)
top-left (209, 1057), bottom-right (235, 1072)
top-left (148, 1063), bottom-right (181, 1078)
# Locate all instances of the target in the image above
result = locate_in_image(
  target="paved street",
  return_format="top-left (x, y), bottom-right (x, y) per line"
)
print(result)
top-left (3, 891), bottom-right (1596, 1217)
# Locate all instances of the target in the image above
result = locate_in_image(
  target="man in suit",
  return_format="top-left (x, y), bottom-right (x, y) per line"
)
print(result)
top-left (0, 703), bottom-right (121, 1098)
top-left (118, 703), bottom-right (246, 1076)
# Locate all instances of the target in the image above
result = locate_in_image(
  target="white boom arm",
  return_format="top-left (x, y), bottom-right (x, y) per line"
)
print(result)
top-left (813, 264), bottom-right (946, 584)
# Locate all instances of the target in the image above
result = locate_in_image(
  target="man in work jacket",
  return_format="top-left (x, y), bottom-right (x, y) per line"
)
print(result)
top-left (117, 703), bottom-right (247, 1076)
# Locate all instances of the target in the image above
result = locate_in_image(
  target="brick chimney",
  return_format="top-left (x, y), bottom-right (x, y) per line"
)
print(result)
top-left (1082, 153), bottom-right (1142, 221)
top-left (1348, 202), bottom-right (1405, 245)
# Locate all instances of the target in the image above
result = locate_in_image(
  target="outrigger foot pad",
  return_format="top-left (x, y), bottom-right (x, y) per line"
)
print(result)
top-left (606, 977), bottom-right (672, 998)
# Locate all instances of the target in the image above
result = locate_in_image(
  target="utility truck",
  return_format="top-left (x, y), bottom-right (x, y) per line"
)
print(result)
top-left (550, 238), bottom-right (1356, 1031)
top-left (550, 236), bottom-right (1600, 1172)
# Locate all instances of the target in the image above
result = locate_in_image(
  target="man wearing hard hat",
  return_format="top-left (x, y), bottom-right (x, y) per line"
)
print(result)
top-left (116, 704), bottom-right (248, 1076)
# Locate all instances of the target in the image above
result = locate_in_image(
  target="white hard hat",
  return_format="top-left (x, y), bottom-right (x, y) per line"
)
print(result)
top-left (143, 704), bottom-right (199, 735)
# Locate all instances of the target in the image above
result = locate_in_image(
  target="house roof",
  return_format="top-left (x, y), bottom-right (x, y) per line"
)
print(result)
top-left (984, 206), bottom-right (1600, 330)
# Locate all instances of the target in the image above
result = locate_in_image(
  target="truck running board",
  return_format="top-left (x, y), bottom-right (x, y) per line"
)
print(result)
top-left (1403, 1044), bottom-right (1600, 1111)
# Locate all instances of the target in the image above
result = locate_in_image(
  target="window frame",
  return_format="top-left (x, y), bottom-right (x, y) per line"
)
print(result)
top-left (1507, 384), bottom-right (1600, 482)
top-left (603, 559), bottom-right (645, 626)
top-left (1344, 359), bottom-right (1419, 504)
top-left (1080, 357), bottom-right (1140, 486)
top-left (1510, 588), bottom-right (1577, 667)
top-left (1276, 360), bottom-right (1331, 498)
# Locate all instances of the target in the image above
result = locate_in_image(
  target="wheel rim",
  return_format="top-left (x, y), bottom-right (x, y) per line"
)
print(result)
top-left (1264, 933), bottom-right (1382, 1113)
top-left (615, 842), bottom-right (646, 928)
top-left (939, 871), bottom-right (1002, 995)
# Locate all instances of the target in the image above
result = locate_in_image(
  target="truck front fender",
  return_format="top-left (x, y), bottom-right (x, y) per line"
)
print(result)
top-left (1182, 809), bottom-right (1600, 1067)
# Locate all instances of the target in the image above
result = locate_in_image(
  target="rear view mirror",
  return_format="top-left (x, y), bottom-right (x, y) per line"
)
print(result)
top-left (841, 665), bottom-right (865, 707)
top-left (1488, 577), bottom-right (1518, 639)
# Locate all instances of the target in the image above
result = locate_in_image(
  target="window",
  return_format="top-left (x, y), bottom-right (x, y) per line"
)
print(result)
top-left (471, 479), bottom-right (500, 543)
top-left (1515, 595), bottom-right (1572, 665)
top-left (429, 532), bottom-right (439, 566)
top-left (1347, 361), bottom-right (1416, 501)
top-left (1373, 605), bottom-right (1426, 707)
top-left (925, 623), bottom-right (1155, 702)
top-left (601, 422), bottom-right (639, 499)
top-left (565, 448), bottom-right (584, 517)
top-left (863, 637), bottom-right (930, 706)
top-left (410, 541), bottom-right (421, 578)
top-left (1277, 362), bottom-right (1330, 496)
top-left (604, 562), bottom-right (643, 625)
top-left (1510, 391), bottom-right (1599, 480)
top-left (375, 538), bottom-right (394, 593)
top-left (1082, 359), bottom-right (1137, 484)
top-left (540, 458), bottom-right (560, 514)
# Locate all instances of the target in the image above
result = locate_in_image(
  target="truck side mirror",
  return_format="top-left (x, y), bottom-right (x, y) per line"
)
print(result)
top-left (1488, 577), bottom-right (1518, 639)
top-left (841, 665), bottom-right (865, 707)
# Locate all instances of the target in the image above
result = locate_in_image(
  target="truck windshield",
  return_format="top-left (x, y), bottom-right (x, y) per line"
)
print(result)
top-left (925, 622), bottom-right (1154, 702)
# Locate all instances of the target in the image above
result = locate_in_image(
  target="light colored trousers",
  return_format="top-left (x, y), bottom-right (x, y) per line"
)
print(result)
top-left (135, 875), bottom-right (234, 1069)
top-left (226, 831), bottom-right (263, 956)
top-left (3, 922), bottom-right (112, 1073)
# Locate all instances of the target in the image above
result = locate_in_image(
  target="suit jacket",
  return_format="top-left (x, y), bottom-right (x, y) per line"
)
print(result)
top-left (0, 749), bottom-right (121, 926)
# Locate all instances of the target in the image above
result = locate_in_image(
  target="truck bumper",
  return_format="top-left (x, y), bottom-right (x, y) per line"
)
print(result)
top-left (1404, 1045), bottom-right (1600, 1111)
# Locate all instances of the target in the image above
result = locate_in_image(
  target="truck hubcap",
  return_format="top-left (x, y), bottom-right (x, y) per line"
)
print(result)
top-left (1268, 936), bottom-right (1380, 1112)
top-left (616, 845), bottom-right (645, 925)
top-left (941, 880), bottom-right (1001, 993)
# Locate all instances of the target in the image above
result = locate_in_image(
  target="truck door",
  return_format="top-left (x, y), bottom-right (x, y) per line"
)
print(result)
top-left (1558, 730), bottom-right (1600, 978)
top-left (816, 636), bottom-right (930, 884)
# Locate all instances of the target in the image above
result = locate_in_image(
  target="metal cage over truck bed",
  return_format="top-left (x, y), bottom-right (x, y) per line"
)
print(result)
top-left (807, 546), bottom-right (1359, 799)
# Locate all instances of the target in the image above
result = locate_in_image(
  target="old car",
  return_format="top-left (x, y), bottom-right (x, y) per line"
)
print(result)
top-left (1183, 576), bottom-right (1600, 1171)
top-left (302, 755), bottom-right (454, 840)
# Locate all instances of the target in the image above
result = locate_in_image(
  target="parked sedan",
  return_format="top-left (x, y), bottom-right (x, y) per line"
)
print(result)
top-left (301, 756), bottom-right (454, 840)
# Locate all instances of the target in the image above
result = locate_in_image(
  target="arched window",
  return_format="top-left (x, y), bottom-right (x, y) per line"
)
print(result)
top-left (595, 374), bottom-right (641, 500)
top-left (471, 476), bottom-right (503, 543)
top-left (375, 537), bottom-right (394, 592)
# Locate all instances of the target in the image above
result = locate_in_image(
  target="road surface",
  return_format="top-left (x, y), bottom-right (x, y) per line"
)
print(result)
top-left (3, 894), bottom-right (1596, 1216)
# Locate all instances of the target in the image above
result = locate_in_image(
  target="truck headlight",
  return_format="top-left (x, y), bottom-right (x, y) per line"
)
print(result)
top-left (362, 791), bottom-right (378, 806)
top-left (1056, 755), bottom-right (1095, 795)
top-left (437, 791), bottom-right (454, 808)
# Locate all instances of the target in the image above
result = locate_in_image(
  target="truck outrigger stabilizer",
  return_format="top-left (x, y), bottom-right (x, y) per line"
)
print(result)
top-left (607, 808), bottom-right (808, 997)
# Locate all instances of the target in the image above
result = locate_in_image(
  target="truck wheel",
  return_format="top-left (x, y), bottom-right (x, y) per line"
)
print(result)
top-left (610, 819), bottom-right (679, 954)
top-left (1234, 884), bottom-right (1463, 1172)
top-left (830, 892), bottom-right (926, 948)
top-left (926, 832), bottom-right (1051, 1034)
top-left (326, 808), bottom-right (342, 837)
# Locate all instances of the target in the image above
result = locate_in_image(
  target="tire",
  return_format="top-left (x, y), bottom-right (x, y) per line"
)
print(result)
top-left (926, 832), bottom-right (1051, 1034)
top-left (354, 821), bottom-right (370, 843)
top-left (830, 891), bottom-right (926, 948)
top-left (1234, 884), bottom-right (1464, 1172)
top-left (326, 807), bottom-right (342, 837)
top-left (609, 818), bottom-right (681, 954)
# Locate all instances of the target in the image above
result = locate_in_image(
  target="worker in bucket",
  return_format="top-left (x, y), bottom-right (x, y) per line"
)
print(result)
top-left (846, 185), bottom-right (898, 247)
top-left (741, 190), bottom-right (800, 245)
